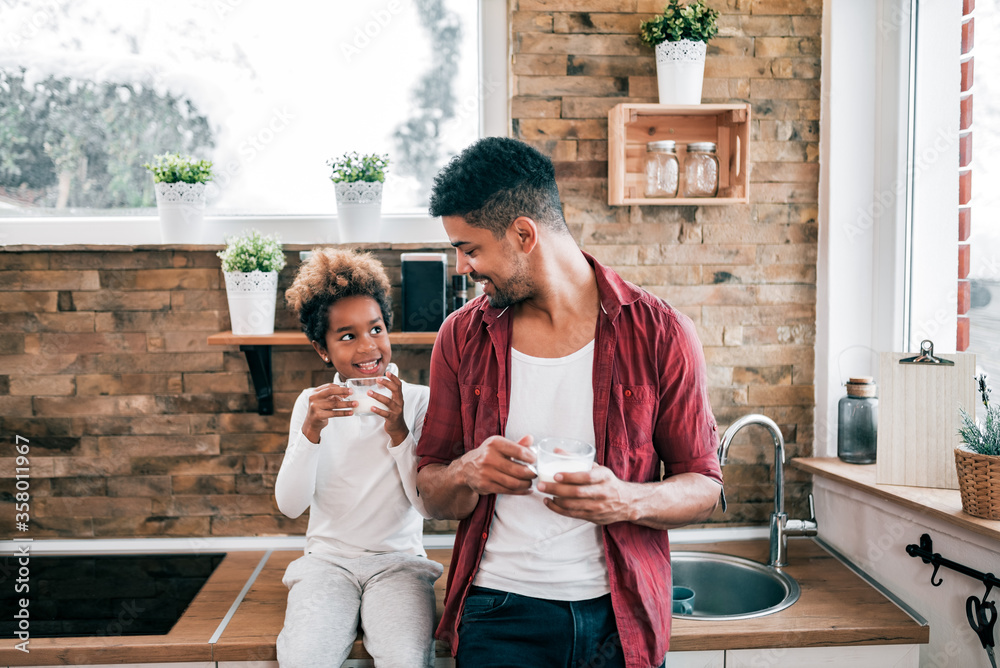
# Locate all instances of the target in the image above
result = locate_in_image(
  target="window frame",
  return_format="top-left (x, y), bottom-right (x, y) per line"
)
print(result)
top-left (815, 0), bottom-right (961, 456)
top-left (0, 0), bottom-right (509, 246)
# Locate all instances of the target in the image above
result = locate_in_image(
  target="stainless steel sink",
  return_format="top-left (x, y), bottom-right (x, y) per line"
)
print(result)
top-left (671, 551), bottom-right (800, 620)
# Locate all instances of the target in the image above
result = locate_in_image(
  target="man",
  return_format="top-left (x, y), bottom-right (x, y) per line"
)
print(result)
top-left (415, 137), bottom-right (724, 668)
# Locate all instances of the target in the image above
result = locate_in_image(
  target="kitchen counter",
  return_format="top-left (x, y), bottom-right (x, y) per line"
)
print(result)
top-left (0, 540), bottom-right (925, 665)
top-left (792, 457), bottom-right (1000, 542)
top-left (668, 538), bottom-right (926, 651)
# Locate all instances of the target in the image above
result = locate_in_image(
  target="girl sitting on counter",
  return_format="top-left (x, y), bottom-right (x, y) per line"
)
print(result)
top-left (276, 248), bottom-right (441, 667)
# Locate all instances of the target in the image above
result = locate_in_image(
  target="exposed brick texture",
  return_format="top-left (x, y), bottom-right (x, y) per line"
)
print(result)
top-left (511, 0), bottom-right (820, 524)
top-left (962, 16), bottom-right (974, 54)
top-left (961, 57), bottom-right (974, 93)
top-left (0, 247), bottom-right (456, 537)
top-left (958, 2), bottom-right (973, 353)
top-left (961, 95), bottom-right (973, 131)
top-left (958, 280), bottom-right (971, 316)
top-left (959, 170), bottom-right (972, 206)
top-left (959, 132), bottom-right (972, 168)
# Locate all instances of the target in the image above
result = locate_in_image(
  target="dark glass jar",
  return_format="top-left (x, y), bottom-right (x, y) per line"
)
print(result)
top-left (837, 377), bottom-right (878, 464)
top-left (451, 274), bottom-right (468, 313)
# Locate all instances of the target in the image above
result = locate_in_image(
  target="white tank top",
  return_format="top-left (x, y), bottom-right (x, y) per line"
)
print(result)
top-left (473, 340), bottom-right (611, 601)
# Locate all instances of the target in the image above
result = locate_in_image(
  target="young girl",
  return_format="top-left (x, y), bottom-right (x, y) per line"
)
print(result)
top-left (275, 248), bottom-right (442, 668)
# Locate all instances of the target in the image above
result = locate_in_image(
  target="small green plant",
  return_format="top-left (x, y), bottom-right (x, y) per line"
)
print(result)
top-left (639, 0), bottom-right (720, 47)
top-left (958, 374), bottom-right (1000, 457)
top-left (143, 152), bottom-right (214, 184)
top-left (217, 229), bottom-right (287, 273)
top-left (327, 152), bottom-right (389, 184)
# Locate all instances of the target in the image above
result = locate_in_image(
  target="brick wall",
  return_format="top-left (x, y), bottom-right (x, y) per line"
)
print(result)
top-left (512, 0), bottom-right (819, 523)
top-left (958, 0), bottom-right (973, 351)
top-left (1, 0), bottom-right (820, 536)
top-left (0, 245), bottom-right (454, 537)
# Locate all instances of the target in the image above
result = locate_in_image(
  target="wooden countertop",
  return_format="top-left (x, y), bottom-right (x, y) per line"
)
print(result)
top-left (792, 457), bottom-right (1000, 543)
top-left (668, 539), bottom-right (927, 651)
top-left (0, 541), bottom-right (924, 665)
top-left (0, 550), bottom-right (265, 666)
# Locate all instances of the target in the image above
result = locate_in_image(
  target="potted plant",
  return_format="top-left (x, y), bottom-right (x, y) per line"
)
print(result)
top-left (640, 0), bottom-right (720, 105)
top-left (327, 151), bottom-right (389, 243)
top-left (217, 229), bottom-right (287, 336)
top-left (956, 375), bottom-right (1000, 520)
top-left (143, 152), bottom-right (214, 243)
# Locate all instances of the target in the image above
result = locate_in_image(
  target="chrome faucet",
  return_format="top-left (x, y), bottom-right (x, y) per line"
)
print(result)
top-left (719, 414), bottom-right (817, 568)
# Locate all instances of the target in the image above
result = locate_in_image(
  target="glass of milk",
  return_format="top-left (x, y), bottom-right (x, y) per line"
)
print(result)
top-left (345, 364), bottom-right (396, 416)
top-left (532, 437), bottom-right (595, 486)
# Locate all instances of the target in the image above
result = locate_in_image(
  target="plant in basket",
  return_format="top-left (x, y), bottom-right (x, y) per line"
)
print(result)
top-left (217, 229), bottom-right (287, 336)
top-left (956, 374), bottom-right (1000, 519)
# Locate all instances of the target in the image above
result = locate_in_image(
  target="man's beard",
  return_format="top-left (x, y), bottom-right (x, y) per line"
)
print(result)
top-left (473, 255), bottom-right (532, 310)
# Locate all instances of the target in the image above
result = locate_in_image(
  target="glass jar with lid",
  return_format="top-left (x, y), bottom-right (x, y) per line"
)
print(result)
top-left (683, 142), bottom-right (720, 198)
top-left (837, 377), bottom-right (878, 464)
top-left (643, 140), bottom-right (679, 198)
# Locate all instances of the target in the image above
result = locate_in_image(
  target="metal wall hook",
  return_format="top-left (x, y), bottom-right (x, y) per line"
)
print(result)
top-left (906, 533), bottom-right (1000, 595)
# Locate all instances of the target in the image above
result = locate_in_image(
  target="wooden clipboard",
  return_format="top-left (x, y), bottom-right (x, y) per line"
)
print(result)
top-left (876, 340), bottom-right (976, 489)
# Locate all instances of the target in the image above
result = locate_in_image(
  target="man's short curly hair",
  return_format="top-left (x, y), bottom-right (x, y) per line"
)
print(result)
top-left (285, 248), bottom-right (393, 347)
top-left (428, 137), bottom-right (567, 238)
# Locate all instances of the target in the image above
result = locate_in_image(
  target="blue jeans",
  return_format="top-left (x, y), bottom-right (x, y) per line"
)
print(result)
top-left (456, 586), bottom-right (666, 668)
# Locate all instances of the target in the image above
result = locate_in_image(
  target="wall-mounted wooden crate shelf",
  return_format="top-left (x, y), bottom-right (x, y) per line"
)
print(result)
top-left (608, 103), bottom-right (751, 206)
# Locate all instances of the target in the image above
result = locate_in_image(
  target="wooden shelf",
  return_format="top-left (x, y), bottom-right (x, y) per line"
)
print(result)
top-left (608, 103), bottom-right (751, 206)
top-left (207, 330), bottom-right (438, 415)
top-left (207, 331), bottom-right (438, 346)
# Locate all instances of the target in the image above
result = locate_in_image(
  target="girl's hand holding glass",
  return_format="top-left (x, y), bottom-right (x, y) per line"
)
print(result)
top-left (302, 383), bottom-right (357, 443)
top-left (369, 370), bottom-right (409, 446)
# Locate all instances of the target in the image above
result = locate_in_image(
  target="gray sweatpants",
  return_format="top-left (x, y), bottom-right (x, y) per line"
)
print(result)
top-left (276, 551), bottom-right (444, 668)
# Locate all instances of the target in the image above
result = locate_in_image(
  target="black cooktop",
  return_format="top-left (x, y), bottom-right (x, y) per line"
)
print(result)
top-left (0, 552), bottom-right (226, 638)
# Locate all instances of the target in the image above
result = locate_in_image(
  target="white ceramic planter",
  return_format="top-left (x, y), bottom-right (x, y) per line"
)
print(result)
top-left (223, 271), bottom-right (278, 336)
top-left (334, 181), bottom-right (383, 243)
top-left (154, 182), bottom-right (207, 243)
top-left (654, 39), bottom-right (708, 105)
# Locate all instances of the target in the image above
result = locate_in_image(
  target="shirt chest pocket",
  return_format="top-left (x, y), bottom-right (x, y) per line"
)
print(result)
top-left (608, 384), bottom-right (656, 450)
top-left (459, 384), bottom-right (500, 452)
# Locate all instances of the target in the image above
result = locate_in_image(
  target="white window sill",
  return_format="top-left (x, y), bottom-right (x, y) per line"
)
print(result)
top-left (0, 213), bottom-right (448, 247)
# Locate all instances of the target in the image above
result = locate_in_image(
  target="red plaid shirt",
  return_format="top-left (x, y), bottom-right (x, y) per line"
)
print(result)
top-left (416, 252), bottom-right (723, 668)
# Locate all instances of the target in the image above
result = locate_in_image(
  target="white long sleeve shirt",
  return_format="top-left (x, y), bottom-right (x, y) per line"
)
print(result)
top-left (275, 376), bottom-right (431, 558)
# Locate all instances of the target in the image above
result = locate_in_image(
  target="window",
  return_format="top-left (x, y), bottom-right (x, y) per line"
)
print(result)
top-left (0, 0), bottom-right (502, 220)
top-left (967, 2), bottom-right (1000, 387)
top-left (816, 0), bottom-right (963, 454)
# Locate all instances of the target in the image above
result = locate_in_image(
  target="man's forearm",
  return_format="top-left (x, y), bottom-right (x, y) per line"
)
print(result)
top-left (416, 460), bottom-right (480, 520)
top-left (625, 472), bottom-right (721, 530)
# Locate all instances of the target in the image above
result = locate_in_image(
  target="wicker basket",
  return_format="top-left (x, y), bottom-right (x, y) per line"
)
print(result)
top-left (954, 447), bottom-right (1000, 520)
